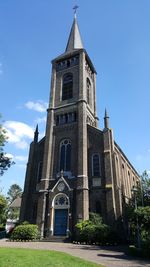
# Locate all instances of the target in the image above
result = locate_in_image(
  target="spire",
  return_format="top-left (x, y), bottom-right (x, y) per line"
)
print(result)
top-left (34, 124), bottom-right (39, 143)
top-left (65, 13), bottom-right (84, 52)
top-left (104, 109), bottom-right (109, 129)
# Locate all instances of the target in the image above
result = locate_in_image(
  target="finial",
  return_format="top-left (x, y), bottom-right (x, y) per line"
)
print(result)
top-left (104, 108), bottom-right (109, 129)
top-left (34, 124), bottom-right (39, 143)
top-left (73, 5), bottom-right (79, 17)
top-left (105, 108), bottom-right (108, 118)
top-left (60, 170), bottom-right (64, 178)
top-left (35, 124), bottom-right (38, 132)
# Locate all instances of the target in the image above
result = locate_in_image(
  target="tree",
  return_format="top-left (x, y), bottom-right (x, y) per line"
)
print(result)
top-left (0, 194), bottom-right (7, 225)
top-left (127, 172), bottom-right (150, 249)
top-left (7, 184), bottom-right (22, 203)
top-left (0, 115), bottom-right (14, 176)
top-left (131, 171), bottom-right (150, 207)
top-left (130, 206), bottom-right (150, 249)
top-left (0, 153), bottom-right (14, 176)
top-left (140, 171), bottom-right (150, 206)
top-left (135, 206), bottom-right (150, 232)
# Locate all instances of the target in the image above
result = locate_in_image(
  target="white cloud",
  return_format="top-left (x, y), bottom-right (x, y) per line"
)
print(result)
top-left (4, 153), bottom-right (14, 159)
top-left (4, 121), bottom-right (33, 139)
top-left (25, 100), bottom-right (48, 113)
top-left (4, 121), bottom-right (34, 150)
top-left (4, 154), bottom-right (27, 162)
top-left (5, 128), bottom-right (20, 143)
top-left (35, 116), bottom-right (46, 124)
top-left (16, 140), bottom-right (28, 149)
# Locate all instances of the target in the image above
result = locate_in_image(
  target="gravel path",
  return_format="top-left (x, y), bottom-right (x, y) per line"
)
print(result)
top-left (0, 239), bottom-right (150, 267)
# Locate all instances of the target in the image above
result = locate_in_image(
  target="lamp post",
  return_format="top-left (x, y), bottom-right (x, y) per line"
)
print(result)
top-left (131, 186), bottom-right (141, 249)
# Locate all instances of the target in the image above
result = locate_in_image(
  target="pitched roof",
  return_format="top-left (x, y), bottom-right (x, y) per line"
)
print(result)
top-left (9, 197), bottom-right (22, 208)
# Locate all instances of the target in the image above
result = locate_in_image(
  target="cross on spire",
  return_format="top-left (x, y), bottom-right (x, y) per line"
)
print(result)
top-left (65, 5), bottom-right (83, 52)
top-left (73, 5), bottom-right (79, 15)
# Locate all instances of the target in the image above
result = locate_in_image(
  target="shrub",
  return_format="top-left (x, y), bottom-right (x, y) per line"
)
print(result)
top-left (129, 245), bottom-right (150, 259)
top-left (75, 213), bottom-right (111, 245)
top-left (20, 221), bottom-right (29, 225)
top-left (10, 224), bottom-right (39, 241)
top-left (89, 212), bottom-right (103, 225)
top-left (0, 226), bottom-right (5, 231)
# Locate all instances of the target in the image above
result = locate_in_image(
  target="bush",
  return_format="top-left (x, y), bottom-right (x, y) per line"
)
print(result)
top-left (129, 245), bottom-right (150, 259)
top-left (20, 221), bottom-right (29, 225)
top-left (75, 213), bottom-right (112, 245)
top-left (89, 212), bottom-right (103, 225)
top-left (0, 226), bottom-right (5, 231)
top-left (10, 224), bottom-right (39, 241)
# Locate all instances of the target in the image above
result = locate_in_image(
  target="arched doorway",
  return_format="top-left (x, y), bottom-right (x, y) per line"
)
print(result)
top-left (53, 194), bottom-right (70, 236)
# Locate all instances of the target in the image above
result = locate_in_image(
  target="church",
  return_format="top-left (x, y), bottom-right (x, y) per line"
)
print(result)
top-left (20, 14), bottom-right (140, 238)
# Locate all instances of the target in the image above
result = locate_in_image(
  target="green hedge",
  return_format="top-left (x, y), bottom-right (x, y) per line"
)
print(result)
top-left (10, 224), bottom-right (39, 241)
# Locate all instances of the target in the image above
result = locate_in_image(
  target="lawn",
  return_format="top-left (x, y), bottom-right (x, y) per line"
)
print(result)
top-left (0, 248), bottom-right (103, 267)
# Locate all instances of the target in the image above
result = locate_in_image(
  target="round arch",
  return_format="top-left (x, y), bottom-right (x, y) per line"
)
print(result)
top-left (51, 193), bottom-right (70, 236)
top-left (52, 193), bottom-right (70, 209)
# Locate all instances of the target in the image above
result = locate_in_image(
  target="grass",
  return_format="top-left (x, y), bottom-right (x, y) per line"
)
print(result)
top-left (0, 248), bottom-right (103, 267)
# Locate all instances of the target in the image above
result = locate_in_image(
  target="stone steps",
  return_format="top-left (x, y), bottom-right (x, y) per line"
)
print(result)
top-left (42, 236), bottom-right (69, 242)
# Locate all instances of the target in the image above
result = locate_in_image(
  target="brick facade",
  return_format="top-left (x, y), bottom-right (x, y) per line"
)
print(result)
top-left (20, 16), bottom-right (140, 238)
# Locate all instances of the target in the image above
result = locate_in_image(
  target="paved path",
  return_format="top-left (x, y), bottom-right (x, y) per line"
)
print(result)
top-left (0, 239), bottom-right (150, 267)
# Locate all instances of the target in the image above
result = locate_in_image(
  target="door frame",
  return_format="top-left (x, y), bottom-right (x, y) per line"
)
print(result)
top-left (50, 193), bottom-right (70, 236)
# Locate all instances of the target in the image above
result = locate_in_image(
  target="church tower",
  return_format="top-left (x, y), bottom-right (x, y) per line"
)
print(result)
top-left (20, 12), bottom-right (140, 239)
top-left (36, 14), bottom-right (98, 237)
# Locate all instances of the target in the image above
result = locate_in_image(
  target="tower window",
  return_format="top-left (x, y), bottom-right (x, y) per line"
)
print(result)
top-left (87, 78), bottom-right (91, 105)
top-left (60, 139), bottom-right (71, 171)
top-left (62, 73), bottom-right (73, 100)
top-left (56, 112), bottom-right (77, 125)
top-left (92, 154), bottom-right (101, 177)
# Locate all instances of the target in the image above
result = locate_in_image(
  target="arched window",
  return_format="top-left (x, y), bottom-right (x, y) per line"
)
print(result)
top-left (60, 139), bottom-right (71, 171)
top-left (54, 194), bottom-right (69, 208)
top-left (62, 73), bottom-right (73, 100)
top-left (87, 78), bottom-right (91, 105)
top-left (92, 154), bottom-right (101, 177)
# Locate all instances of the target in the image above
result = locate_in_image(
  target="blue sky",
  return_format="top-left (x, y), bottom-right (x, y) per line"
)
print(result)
top-left (0, 0), bottom-right (150, 195)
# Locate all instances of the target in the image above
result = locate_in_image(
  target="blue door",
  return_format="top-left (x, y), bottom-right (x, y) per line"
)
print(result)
top-left (54, 209), bottom-right (68, 236)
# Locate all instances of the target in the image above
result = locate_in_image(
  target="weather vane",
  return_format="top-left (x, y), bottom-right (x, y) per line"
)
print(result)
top-left (73, 5), bottom-right (79, 15)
